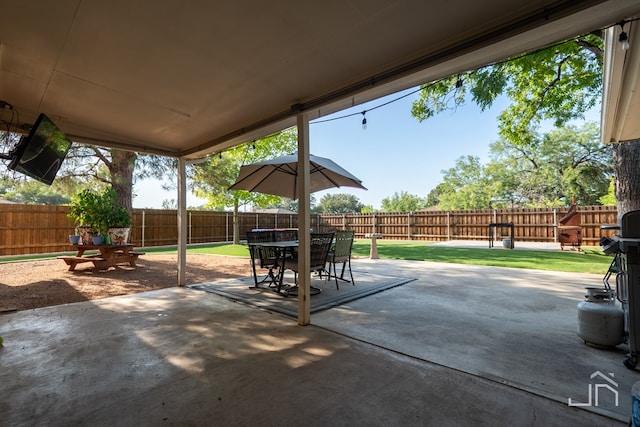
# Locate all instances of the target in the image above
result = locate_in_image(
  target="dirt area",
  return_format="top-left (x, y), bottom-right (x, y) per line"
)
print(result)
top-left (0, 254), bottom-right (253, 313)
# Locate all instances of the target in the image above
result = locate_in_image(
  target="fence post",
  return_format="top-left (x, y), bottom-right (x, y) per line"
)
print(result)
top-left (447, 211), bottom-right (451, 241)
top-left (553, 208), bottom-right (557, 242)
top-left (141, 210), bottom-right (146, 247)
top-left (408, 212), bottom-right (411, 240)
top-left (188, 211), bottom-right (192, 244)
top-left (373, 213), bottom-right (377, 234)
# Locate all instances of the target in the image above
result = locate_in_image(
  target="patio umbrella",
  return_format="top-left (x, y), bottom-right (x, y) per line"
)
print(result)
top-left (229, 152), bottom-right (366, 199)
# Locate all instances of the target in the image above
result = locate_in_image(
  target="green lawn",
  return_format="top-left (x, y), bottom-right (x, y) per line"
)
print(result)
top-left (2, 240), bottom-right (612, 275)
top-left (148, 239), bottom-right (611, 275)
top-left (351, 240), bottom-right (611, 275)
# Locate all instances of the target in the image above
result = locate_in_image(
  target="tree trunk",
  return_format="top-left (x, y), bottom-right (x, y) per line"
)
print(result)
top-left (109, 149), bottom-right (137, 212)
top-left (614, 140), bottom-right (640, 216)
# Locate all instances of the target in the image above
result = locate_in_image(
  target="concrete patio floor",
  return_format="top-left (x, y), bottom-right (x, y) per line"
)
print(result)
top-left (1, 252), bottom-right (637, 426)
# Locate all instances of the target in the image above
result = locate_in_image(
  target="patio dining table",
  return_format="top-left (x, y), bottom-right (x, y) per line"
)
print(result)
top-left (248, 240), bottom-right (298, 294)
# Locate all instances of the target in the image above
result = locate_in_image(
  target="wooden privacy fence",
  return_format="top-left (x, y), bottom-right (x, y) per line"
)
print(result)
top-left (320, 206), bottom-right (619, 246)
top-left (0, 204), bottom-right (618, 256)
top-left (0, 204), bottom-right (318, 256)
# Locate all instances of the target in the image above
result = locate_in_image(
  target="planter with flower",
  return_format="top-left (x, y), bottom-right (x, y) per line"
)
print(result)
top-left (67, 188), bottom-right (131, 245)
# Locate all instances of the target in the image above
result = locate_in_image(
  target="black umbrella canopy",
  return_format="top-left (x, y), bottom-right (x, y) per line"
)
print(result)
top-left (229, 152), bottom-right (366, 199)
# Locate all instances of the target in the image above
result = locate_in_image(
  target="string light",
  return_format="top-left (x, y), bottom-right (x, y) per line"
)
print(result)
top-left (311, 18), bottom-right (640, 129)
top-left (619, 21), bottom-right (630, 51)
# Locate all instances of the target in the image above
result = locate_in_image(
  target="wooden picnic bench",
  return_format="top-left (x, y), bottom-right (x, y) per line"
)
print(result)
top-left (58, 243), bottom-right (145, 271)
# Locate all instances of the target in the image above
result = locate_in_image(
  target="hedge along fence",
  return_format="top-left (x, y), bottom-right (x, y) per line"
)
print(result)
top-left (0, 204), bottom-right (618, 256)
top-left (320, 206), bottom-right (619, 246)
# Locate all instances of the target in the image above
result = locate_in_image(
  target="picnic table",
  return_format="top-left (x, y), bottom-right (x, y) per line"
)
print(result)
top-left (58, 243), bottom-right (144, 271)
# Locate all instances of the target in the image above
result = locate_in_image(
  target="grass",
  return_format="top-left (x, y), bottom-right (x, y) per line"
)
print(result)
top-left (149, 239), bottom-right (611, 274)
top-left (2, 240), bottom-right (612, 275)
top-left (351, 240), bottom-right (611, 275)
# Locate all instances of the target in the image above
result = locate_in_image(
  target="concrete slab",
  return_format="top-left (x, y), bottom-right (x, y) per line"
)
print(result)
top-left (313, 259), bottom-right (638, 423)
top-left (0, 258), bottom-right (633, 426)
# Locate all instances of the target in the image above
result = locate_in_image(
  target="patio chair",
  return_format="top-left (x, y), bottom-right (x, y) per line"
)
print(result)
top-left (274, 229), bottom-right (298, 242)
top-left (282, 232), bottom-right (334, 294)
top-left (327, 230), bottom-right (355, 289)
top-left (246, 230), bottom-right (278, 287)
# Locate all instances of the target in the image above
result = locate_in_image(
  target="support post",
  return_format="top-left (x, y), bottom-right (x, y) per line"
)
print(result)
top-left (297, 113), bottom-right (311, 326)
top-left (177, 157), bottom-right (187, 286)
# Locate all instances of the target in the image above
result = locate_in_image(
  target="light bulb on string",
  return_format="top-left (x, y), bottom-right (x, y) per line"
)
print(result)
top-left (361, 111), bottom-right (367, 130)
top-left (619, 21), bottom-right (630, 51)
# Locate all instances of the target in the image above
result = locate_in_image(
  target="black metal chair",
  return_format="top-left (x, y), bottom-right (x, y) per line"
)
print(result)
top-left (327, 230), bottom-right (355, 289)
top-left (282, 232), bottom-right (334, 295)
top-left (246, 230), bottom-right (278, 288)
top-left (274, 229), bottom-right (298, 242)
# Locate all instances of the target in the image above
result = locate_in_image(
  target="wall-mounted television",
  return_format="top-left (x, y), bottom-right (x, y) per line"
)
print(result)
top-left (8, 113), bottom-right (72, 185)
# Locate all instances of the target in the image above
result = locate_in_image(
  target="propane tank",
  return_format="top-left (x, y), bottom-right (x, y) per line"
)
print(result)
top-left (577, 287), bottom-right (625, 348)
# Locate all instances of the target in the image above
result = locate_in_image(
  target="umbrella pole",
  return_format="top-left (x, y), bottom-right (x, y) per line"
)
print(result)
top-left (297, 113), bottom-right (311, 326)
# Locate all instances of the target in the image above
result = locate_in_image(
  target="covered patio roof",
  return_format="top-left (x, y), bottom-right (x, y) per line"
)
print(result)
top-left (4, 0), bottom-right (640, 324)
top-left (602, 15), bottom-right (640, 143)
top-left (2, 1), bottom-right (640, 159)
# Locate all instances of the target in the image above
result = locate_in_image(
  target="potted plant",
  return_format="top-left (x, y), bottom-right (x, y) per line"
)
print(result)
top-left (67, 188), bottom-right (131, 245)
top-left (104, 198), bottom-right (132, 245)
top-left (68, 189), bottom-right (103, 244)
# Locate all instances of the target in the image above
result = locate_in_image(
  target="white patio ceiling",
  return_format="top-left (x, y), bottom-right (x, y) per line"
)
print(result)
top-left (2, 1), bottom-right (640, 160)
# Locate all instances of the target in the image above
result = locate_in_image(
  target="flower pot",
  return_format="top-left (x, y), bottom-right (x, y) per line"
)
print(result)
top-left (76, 226), bottom-right (95, 245)
top-left (108, 227), bottom-right (131, 245)
top-left (69, 235), bottom-right (81, 245)
top-left (92, 235), bottom-right (104, 245)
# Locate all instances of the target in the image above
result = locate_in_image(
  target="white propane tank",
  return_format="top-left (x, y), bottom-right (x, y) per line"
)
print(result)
top-left (577, 287), bottom-right (625, 348)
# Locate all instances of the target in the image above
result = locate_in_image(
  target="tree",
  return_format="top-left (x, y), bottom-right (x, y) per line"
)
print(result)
top-left (436, 156), bottom-right (497, 210)
top-left (190, 128), bottom-right (297, 243)
top-left (412, 34), bottom-right (603, 145)
top-left (317, 193), bottom-right (364, 214)
top-left (410, 32), bottom-right (640, 212)
top-left (487, 122), bottom-right (612, 206)
top-left (265, 195), bottom-right (318, 213)
top-left (380, 191), bottom-right (428, 212)
top-left (599, 179), bottom-right (616, 206)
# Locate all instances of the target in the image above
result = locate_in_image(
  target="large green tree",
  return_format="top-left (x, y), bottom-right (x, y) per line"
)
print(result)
top-left (432, 123), bottom-right (612, 209)
top-left (412, 34), bottom-right (603, 144)
top-left (436, 156), bottom-right (496, 210)
top-left (488, 122), bottom-right (612, 206)
top-left (411, 31), bottom-right (640, 215)
top-left (190, 128), bottom-right (297, 243)
top-left (316, 193), bottom-right (364, 214)
top-left (380, 191), bottom-right (428, 212)
top-left (0, 131), bottom-right (173, 212)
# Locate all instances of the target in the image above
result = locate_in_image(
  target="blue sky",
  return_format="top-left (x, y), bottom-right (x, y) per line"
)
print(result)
top-left (132, 87), bottom-right (595, 210)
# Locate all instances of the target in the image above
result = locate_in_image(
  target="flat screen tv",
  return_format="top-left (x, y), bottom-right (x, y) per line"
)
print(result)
top-left (8, 113), bottom-right (72, 185)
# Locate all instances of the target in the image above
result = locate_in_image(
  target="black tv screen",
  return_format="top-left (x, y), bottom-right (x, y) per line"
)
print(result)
top-left (8, 113), bottom-right (72, 185)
